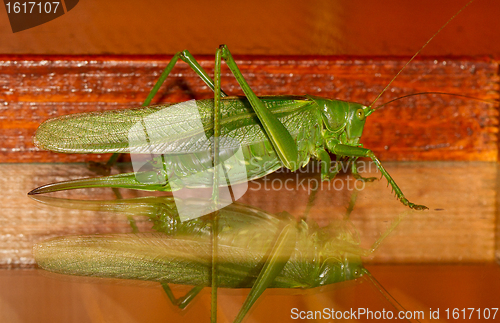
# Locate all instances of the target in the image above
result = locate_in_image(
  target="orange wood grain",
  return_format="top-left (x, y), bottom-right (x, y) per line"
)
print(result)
top-left (0, 55), bottom-right (498, 162)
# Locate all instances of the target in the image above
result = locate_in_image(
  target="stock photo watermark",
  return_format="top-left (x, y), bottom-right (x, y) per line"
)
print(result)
top-left (248, 159), bottom-right (380, 194)
top-left (290, 307), bottom-right (498, 320)
top-left (249, 173), bottom-right (367, 193)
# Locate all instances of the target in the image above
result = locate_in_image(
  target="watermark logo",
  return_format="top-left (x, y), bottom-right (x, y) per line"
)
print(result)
top-left (3, 0), bottom-right (79, 33)
top-left (128, 100), bottom-right (248, 221)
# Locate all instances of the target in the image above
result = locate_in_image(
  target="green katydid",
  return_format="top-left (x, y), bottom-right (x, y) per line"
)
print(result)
top-left (27, 44), bottom-right (424, 209)
top-left (31, 194), bottom-right (409, 323)
top-left (27, 0), bottom-right (476, 208)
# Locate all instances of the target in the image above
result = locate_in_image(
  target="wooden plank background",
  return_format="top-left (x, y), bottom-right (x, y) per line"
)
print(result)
top-left (0, 3), bottom-right (499, 321)
top-left (1, 0), bottom-right (499, 163)
top-left (0, 55), bottom-right (498, 163)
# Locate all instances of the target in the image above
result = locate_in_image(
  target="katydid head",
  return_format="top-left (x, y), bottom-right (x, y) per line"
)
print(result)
top-left (317, 255), bottom-right (364, 287)
top-left (342, 255), bottom-right (365, 280)
top-left (346, 103), bottom-right (372, 140)
top-left (306, 95), bottom-right (373, 141)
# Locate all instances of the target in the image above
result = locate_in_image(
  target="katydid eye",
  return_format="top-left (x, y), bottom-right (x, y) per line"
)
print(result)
top-left (356, 109), bottom-right (365, 119)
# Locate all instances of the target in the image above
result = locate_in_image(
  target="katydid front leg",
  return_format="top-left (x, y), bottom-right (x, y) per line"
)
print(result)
top-left (315, 148), bottom-right (334, 181)
top-left (331, 144), bottom-right (428, 210)
top-left (350, 157), bottom-right (378, 182)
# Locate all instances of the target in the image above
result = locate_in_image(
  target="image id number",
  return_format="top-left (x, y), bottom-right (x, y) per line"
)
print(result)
top-left (5, 2), bottom-right (60, 14)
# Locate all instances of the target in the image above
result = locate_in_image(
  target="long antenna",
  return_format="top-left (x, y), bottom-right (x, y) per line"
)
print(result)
top-left (369, 0), bottom-right (476, 108)
top-left (362, 269), bottom-right (420, 323)
top-left (372, 92), bottom-right (498, 111)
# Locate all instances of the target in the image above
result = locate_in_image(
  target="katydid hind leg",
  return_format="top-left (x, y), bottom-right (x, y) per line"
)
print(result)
top-left (161, 283), bottom-right (204, 309)
top-left (102, 50), bottom-right (228, 174)
top-left (88, 152), bottom-right (120, 177)
top-left (218, 45), bottom-right (299, 171)
top-left (208, 47), bottom-right (224, 323)
top-left (233, 219), bottom-right (296, 323)
top-left (332, 144), bottom-right (427, 210)
top-left (142, 49), bottom-right (228, 104)
top-left (180, 50), bottom-right (228, 97)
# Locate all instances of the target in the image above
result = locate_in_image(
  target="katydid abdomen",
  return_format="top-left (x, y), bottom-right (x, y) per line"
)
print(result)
top-left (31, 96), bottom-right (325, 192)
top-left (33, 217), bottom-right (360, 290)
